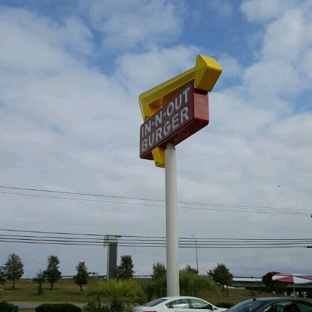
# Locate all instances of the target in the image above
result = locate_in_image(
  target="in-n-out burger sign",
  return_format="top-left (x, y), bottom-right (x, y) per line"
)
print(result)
top-left (140, 81), bottom-right (209, 160)
top-left (138, 54), bottom-right (222, 167)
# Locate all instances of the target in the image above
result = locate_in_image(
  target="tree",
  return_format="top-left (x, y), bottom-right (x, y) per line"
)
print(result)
top-left (142, 276), bottom-right (167, 301)
top-left (45, 255), bottom-right (61, 290)
top-left (33, 270), bottom-right (46, 295)
top-left (114, 255), bottom-right (134, 281)
top-left (207, 263), bottom-right (233, 291)
top-left (73, 261), bottom-right (88, 291)
top-left (0, 266), bottom-right (6, 286)
top-left (179, 272), bottom-right (216, 296)
top-left (152, 262), bottom-right (166, 280)
top-left (4, 253), bottom-right (24, 289)
top-left (262, 271), bottom-right (285, 294)
top-left (181, 264), bottom-right (198, 275)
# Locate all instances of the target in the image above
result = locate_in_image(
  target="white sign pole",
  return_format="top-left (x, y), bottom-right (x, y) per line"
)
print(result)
top-left (165, 142), bottom-right (180, 296)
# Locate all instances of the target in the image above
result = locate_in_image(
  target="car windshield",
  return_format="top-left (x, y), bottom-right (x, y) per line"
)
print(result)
top-left (144, 298), bottom-right (167, 307)
top-left (227, 299), bottom-right (268, 312)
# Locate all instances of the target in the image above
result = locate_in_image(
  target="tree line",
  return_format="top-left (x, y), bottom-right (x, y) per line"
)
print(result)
top-left (0, 253), bottom-right (86, 294)
top-left (2, 252), bottom-right (296, 295)
top-left (0, 252), bottom-right (234, 294)
top-left (2, 252), bottom-right (303, 312)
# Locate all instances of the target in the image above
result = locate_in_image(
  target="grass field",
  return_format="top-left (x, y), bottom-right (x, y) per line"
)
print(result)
top-left (1, 278), bottom-right (98, 303)
top-left (1, 278), bottom-right (311, 311)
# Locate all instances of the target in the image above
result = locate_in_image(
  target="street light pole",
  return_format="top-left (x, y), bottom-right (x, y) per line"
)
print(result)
top-left (191, 235), bottom-right (199, 274)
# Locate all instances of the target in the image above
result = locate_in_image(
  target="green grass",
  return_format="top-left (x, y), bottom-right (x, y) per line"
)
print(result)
top-left (1, 278), bottom-right (99, 303)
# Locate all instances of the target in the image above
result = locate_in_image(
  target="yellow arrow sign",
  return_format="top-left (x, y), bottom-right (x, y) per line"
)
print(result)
top-left (139, 54), bottom-right (222, 167)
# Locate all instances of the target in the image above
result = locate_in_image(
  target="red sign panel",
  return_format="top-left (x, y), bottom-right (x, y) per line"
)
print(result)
top-left (140, 81), bottom-right (209, 160)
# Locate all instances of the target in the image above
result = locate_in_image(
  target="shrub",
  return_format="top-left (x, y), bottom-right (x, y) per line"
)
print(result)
top-left (83, 299), bottom-right (109, 312)
top-left (216, 302), bottom-right (235, 309)
top-left (35, 303), bottom-right (82, 312)
top-left (92, 279), bottom-right (146, 312)
top-left (0, 301), bottom-right (14, 312)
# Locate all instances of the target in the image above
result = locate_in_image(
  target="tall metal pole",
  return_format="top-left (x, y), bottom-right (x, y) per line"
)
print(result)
top-left (191, 235), bottom-right (199, 274)
top-left (165, 143), bottom-right (180, 296)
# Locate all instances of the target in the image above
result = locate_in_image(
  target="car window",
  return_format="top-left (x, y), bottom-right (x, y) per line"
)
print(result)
top-left (263, 304), bottom-right (276, 312)
top-left (297, 302), bottom-right (312, 312)
top-left (227, 300), bottom-right (312, 312)
top-left (227, 299), bottom-right (267, 312)
top-left (189, 298), bottom-right (212, 309)
top-left (276, 301), bottom-right (294, 312)
top-left (282, 303), bottom-right (300, 312)
top-left (263, 302), bottom-right (296, 312)
top-left (144, 298), bottom-right (167, 307)
top-left (166, 299), bottom-right (191, 309)
top-left (276, 303), bottom-right (288, 312)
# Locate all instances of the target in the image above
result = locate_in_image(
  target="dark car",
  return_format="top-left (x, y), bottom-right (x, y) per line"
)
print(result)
top-left (227, 298), bottom-right (312, 312)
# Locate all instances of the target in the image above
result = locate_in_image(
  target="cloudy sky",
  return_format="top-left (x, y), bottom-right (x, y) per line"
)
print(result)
top-left (0, 0), bottom-right (312, 279)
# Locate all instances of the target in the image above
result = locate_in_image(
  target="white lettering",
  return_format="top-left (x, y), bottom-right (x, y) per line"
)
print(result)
top-left (180, 107), bottom-right (189, 123)
top-left (175, 94), bottom-right (182, 110)
top-left (156, 127), bottom-right (162, 142)
top-left (142, 139), bottom-right (148, 152)
top-left (166, 101), bottom-right (174, 117)
top-left (164, 121), bottom-right (171, 136)
top-left (155, 112), bottom-right (162, 127)
top-left (144, 120), bottom-right (152, 136)
top-left (172, 113), bottom-right (179, 130)
top-left (148, 132), bottom-right (154, 146)
top-left (182, 87), bottom-right (190, 103)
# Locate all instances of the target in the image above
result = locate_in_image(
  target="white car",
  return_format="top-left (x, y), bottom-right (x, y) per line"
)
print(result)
top-left (133, 296), bottom-right (227, 312)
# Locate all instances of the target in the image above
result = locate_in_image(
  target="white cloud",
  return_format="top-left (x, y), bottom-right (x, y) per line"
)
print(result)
top-left (0, 7), bottom-right (93, 74)
top-left (261, 7), bottom-right (312, 63)
top-left (240, 1), bottom-right (312, 104)
top-left (301, 47), bottom-right (312, 79)
top-left (243, 60), bottom-right (304, 99)
top-left (82, 0), bottom-right (182, 50)
top-left (217, 54), bottom-right (243, 79)
top-left (241, 0), bottom-right (295, 23)
top-left (114, 45), bottom-right (200, 92)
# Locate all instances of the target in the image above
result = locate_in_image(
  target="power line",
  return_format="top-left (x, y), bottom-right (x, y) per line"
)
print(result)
top-left (0, 238), bottom-right (309, 248)
top-left (0, 185), bottom-right (162, 202)
top-left (3, 228), bottom-right (312, 242)
top-left (0, 185), bottom-right (310, 216)
top-left (0, 229), bottom-right (311, 248)
top-left (0, 239), bottom-right (309, 248)
top-left (0, 228), bottom-right (112, 237)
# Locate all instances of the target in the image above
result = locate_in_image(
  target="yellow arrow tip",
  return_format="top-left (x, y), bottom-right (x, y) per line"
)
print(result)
top-left (194, 54), bottom-right (223, 92)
